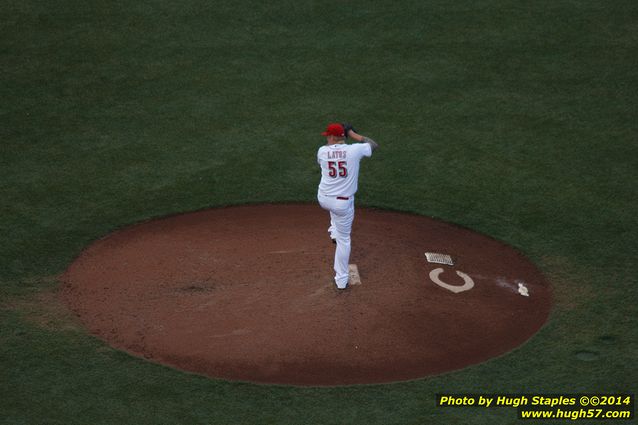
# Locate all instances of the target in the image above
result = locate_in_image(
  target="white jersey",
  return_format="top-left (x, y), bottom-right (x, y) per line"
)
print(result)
top-left (317, 142), bottom-right (372, 197)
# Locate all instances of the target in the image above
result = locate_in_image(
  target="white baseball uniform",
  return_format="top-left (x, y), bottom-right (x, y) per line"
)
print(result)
top-left (317, 142), bottom-right (373, 288)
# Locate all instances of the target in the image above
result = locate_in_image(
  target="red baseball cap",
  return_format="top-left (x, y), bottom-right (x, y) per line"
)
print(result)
top-left (321, 123), bottom-right (345, 137)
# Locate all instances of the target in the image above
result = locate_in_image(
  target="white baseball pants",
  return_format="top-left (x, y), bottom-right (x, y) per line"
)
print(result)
top-left (317, 193), bottom-right (355, 288)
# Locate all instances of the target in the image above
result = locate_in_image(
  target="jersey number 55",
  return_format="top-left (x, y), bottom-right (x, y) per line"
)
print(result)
top-left (328, 161), bottom-right (348, 178)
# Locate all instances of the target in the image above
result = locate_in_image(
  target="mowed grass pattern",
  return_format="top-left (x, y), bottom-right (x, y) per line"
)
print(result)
top-left (1, 1), bottom-right (636, 424)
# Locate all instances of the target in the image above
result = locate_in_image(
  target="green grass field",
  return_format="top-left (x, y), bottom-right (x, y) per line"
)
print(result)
top-left (1, 1), bottom-right (636, 423)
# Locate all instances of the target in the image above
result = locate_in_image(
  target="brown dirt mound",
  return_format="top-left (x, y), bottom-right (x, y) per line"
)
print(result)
top-left (61, 204), bottom-right (551, 386)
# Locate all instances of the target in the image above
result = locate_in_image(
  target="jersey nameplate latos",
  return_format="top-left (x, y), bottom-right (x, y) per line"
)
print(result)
top-left (327, 150), bottom-right (347, 159)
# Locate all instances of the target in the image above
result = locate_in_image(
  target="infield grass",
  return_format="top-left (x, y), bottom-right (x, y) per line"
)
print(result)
top-left (1, 1), bottom-right (636, 424)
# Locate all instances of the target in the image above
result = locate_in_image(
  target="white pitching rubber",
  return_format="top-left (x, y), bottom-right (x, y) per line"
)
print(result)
top-left (348, 264), bottom-right (362, 286)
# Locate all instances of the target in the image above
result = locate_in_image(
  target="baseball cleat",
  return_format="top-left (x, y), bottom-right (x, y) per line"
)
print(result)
top-left (336, 280), bottom-right (349, 290)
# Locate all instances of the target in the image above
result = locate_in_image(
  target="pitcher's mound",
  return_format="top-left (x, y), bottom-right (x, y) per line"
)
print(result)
top-left (61, 204), bottom-right (551, 386)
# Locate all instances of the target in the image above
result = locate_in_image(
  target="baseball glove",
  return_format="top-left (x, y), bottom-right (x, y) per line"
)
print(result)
top-left (342, 122), bottom-right (357, 139)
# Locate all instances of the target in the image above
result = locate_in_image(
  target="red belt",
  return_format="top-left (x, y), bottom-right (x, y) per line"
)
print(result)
top-left (337, 196), bottom-right (349, 200)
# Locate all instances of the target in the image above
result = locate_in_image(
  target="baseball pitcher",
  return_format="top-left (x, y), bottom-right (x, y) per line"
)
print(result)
top-left (317, 122), bottom-right (378, 289)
